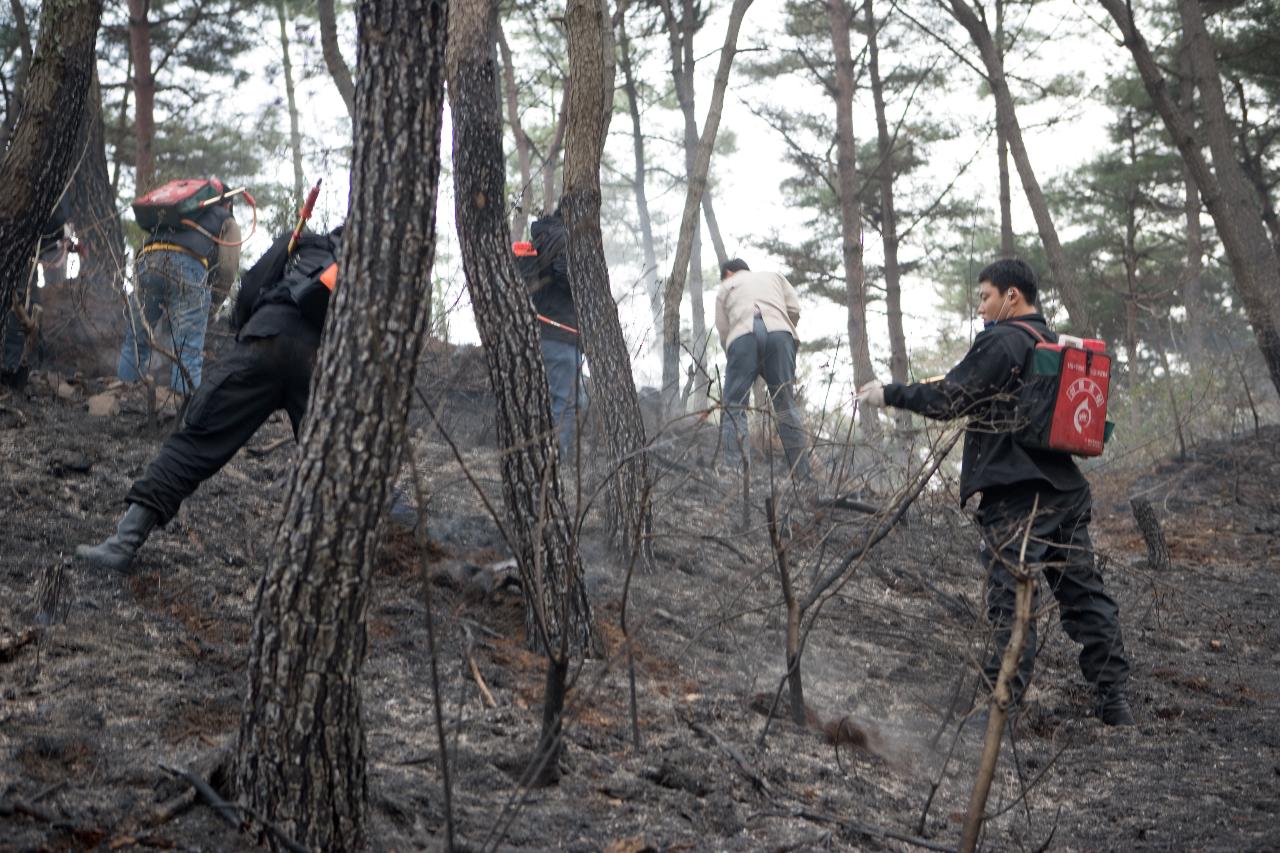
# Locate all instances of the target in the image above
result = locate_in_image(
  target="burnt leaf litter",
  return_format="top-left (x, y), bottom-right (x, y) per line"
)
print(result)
top-left (1, 348), bottom-right (1278, 851)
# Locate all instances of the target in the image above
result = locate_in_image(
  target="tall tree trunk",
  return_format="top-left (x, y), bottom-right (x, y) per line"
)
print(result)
top-left (0, 0), bottom-right (102, 344)
top-left (126, 0), bottom-right (156, 191)
top-left (43, 66), bottom-right (126, 376)
top-left (542, 85), bottom-right (569, 215)
top-left (234, 1), bottom-right (449, 848)
top-left (1119, 110), bottom-right (1141, 376)
top-left (661, 0), bottom-right (753, 411)
top-left (946, 0), bottom-right (1089, 330)
top-left (1229, 78), bottom-right (1280, 257)
top-left (1100, 0), bottom-right (1280, 397)
top-left (276, 0), bottom-right (305, 201)
top-left (497, 21), bottom-right (534, 239)
top-left (829, 0), bottom-right (877, 434)
top-left (616, 4), bottom-right (662, 340)
top-left (701, 193), bottom-right (729, 268)
top-left (865, 0), bottom-right (908, 405)
top-left (563, 0), bottom-right (652, 554)
top-left (995, 0), bottom-right (1014, 255)
top-left (318, 0), bottom-right (357, 121)
top-left (0, 0), bottom-right (35, 152)
top-left (658, 0), bottom-right (727, 391)
top-left (1178, 46), bottom-right (1205, 359)
top-left (447, 0), bottom-right (596, 653)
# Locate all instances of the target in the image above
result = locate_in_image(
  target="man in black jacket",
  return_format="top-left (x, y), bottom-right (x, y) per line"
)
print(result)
top-left (856, 258), bottom-right (1134, 726)
top-left (525, 207), bottom-right (585, 457)
top-left (77, 227), bottom-right (339, 573)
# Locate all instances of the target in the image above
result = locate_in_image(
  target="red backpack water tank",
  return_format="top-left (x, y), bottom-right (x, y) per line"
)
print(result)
top-left (1010, 321), bottom-right (1113, 457)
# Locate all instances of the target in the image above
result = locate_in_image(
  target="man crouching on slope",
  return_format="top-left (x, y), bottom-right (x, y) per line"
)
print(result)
top-left (855, 258), bottom-right (1134, 726)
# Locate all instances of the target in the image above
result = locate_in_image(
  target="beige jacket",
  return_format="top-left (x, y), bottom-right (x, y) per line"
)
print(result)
top-left (715, 270), bottom-right (801, 350)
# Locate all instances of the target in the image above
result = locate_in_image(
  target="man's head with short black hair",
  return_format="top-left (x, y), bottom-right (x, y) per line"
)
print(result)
top-left (977, 257), bottom-right (1038, 306)
top-left (721, 258), bottom-right (750, 280)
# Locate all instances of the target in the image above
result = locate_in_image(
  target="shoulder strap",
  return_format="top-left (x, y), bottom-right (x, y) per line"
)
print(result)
top-left (1009, 320), bottom-right (1047, 343)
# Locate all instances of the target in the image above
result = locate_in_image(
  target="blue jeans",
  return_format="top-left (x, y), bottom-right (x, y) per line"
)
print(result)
top-left (541, 337), bottom-right (587, 457)
top-left (118, 250), bottom-right (211, 393)
top-left (721, 317), bottom-right (811, 478)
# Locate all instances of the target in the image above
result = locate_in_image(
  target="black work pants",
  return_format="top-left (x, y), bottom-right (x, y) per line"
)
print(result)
top-left (977, 482), bottom-right (1130, 700)
top-left (721, 317), bottom-right (811, 478)
top-left (127, 334), bottom-right (316, 524)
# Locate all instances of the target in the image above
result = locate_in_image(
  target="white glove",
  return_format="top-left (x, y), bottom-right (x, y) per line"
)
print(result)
top-left (855, 380), bottom-right (886, 408)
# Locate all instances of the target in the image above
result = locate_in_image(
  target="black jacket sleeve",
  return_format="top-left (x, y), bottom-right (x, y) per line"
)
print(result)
top-left (883, 329), bottom-right (1022, 420)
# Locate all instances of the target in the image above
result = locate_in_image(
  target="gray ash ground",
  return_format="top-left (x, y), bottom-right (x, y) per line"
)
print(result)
top-left (1, 361), bottom-right (1278, 851)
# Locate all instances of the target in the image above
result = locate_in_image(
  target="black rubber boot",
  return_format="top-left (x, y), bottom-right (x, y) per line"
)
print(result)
top-left (1096, 690), bottom-right (1136, 727)
top-left (76, 504), bottom-right (159, 572)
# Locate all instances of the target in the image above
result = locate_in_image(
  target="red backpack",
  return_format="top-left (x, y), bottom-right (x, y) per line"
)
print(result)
top-left (132, 179), bottom-right (229, 230)
top-left (1010, 321), bottom-right (1114, 457)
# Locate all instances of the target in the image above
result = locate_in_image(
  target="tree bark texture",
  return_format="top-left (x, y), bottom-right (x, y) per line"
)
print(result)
top-left (234, 2), bottom-right (449, 848)
top-left (0, 0), bottom-right (35, 152)
top-left (276, 0), bottom-right (306, 201)
top-left (1100, 0), bottom-right (1280, 398)
top-left (44, 66), bottom-right (125, 376)
top-left (497, 21), bottom-right (534, 240)
top-left (1130, 497), bottom-right (1171, 573)
top-left (0, 0), bottom-right (102, 346)
top-left (865, 0), bottom-right (909, 419)
top-left (447, 0), bottom-right (597, 654)
top-left (126, 0), bottom-right (156, 191)
top-left (616, 6), bottom-right (662, 341)
top-left (318, 0), bottom-right (357, 121)
top-left (661, 0), bottom-right (753, 410)
top-left (1177, 45), bottom-right (1205, 359)
top-left (563, 0), bottom-right (653, 554)
top-left (947, 0), bottom-right (1089, 331)
top-left (828, 0), bottom-right (877, 434)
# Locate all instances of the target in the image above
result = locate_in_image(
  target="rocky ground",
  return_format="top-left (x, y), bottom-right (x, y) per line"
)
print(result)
top-left (1, 355), bottom-right (1277, 852)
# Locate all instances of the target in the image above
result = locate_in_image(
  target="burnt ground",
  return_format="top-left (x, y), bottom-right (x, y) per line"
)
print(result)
top-left (1, 359), bottom-right (1278, 852)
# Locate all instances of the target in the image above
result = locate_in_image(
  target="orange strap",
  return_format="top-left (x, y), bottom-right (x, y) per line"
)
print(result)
top-left (319, 263), bottom-right (338, 291)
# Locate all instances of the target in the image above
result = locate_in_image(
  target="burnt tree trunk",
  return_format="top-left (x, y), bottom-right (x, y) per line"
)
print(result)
top-left (828, 0), bottom-right (877, 434)
top-left (947, 0), bottom-right (1090, 331)
top-left (865, 0), bottom-right (909, 432)
top-left (660, 0), bottom-right (753, 411)
top-left (1101, 0), bottom-right (1280, 399)
top-left (126, 0), bottom-right (156, 191)
top-left (234, 1), bottom-right (449, 848)
top-left (45, 66), bottom-right (125, 376)
top-left (1130, 497), bottom-right (1171, 573)
top-left (497, 21), bottom-right (534, 240)
top-left (318, 0), bottom-right (356, 121)
top-left (276, 0), bottom-right (306, 201)
top-left (0, 0), bottom-right (102, 343)
top-left (563, 0), bottom-right (653, 554)
top-left (617, 5), bottom-right (662, 341)
top-left (446, 0), bottom-right (597, 654)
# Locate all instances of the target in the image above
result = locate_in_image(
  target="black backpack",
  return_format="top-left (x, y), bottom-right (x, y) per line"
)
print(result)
top-left (233, 230), bottom-right (342, 332)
